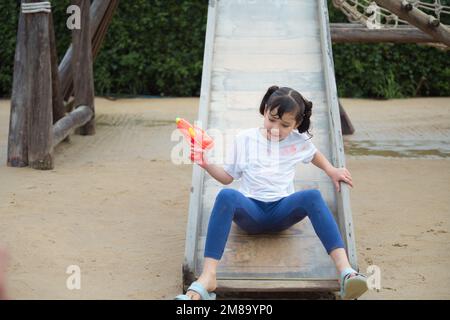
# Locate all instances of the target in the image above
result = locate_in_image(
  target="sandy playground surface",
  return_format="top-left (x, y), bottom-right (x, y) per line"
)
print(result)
top-left (0, 96), bottom-right (449, 299)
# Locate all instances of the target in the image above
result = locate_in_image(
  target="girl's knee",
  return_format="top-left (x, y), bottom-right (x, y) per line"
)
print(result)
top-left (211, 189), bottom-right (241, 219)
top-left (216, 188), bottom-right (241, 202)
top-left (306, 189), bottom-right (323, 200)
top-left (298, 189), bottom-right (326, 210)
top-left (296, 189), bottom-right (323, 202)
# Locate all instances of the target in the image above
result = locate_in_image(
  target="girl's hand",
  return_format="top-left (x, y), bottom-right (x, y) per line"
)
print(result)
top-left (327, 167), bottom-right (353, 192)
top-left (190, 146), bottom-right (208, 168)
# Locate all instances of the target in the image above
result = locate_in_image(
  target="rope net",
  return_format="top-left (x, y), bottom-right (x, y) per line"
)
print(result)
top-left (332, 0), bottom-right (450, 29)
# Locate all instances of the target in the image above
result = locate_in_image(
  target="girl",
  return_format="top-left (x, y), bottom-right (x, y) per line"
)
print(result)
top-left (176, 86), bottom-right (368, 300)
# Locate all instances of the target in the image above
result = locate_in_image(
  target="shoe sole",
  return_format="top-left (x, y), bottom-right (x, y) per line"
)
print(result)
top-left (341, 277), bottom-right (368, 300)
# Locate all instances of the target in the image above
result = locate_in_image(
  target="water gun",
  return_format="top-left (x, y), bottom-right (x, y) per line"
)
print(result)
top-left (176, 117), bottom-right (214, 163)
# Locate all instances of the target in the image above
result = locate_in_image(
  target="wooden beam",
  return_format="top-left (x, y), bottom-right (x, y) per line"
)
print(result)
top-left (26, 0), bottom-right (54, 170)
top-left (216, 279), bottom-right (340, 293)
top-left (92, 0), bottom-right (119, 59)
top-left (374, 0), bottom-right (450, 46)
top-left (330, 23), bottom-right (437, 43)
top-left (183, 0), bottom-right (219, 285)
top-left (59, 0), bottom-right (115, 101)
top-left (7, 7), bottom-right (29, 167)
top-left (319, 0), bottom-right (358, 271)
top-left (72, 0), bottom-right (95, 135)
top-left (52, 105), bottom-right (93, 147)
top-left (218, 290), bottom-right (336, 300)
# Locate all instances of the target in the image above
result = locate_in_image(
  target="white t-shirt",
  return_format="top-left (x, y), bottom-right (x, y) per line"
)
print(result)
top-left (223, 127), bottom-right (317, 202)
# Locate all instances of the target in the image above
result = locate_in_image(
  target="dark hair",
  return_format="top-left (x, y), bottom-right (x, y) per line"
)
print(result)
top-left (259, 85), bottom-right (313, 137)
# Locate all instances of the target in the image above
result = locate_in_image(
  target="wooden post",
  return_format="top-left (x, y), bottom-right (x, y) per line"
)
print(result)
top-left (26, 0), bottom-right (54, 170)
top-left (49, 12), bottom-right (65, 124)
top-left (339, 101), bottom-right (355, 135)
top-left (374, 0), bottom-right (450, 47)
top-left (7, 7), bottom-right (29, 167)
top-left (72, 0), bottom-right (95, 135)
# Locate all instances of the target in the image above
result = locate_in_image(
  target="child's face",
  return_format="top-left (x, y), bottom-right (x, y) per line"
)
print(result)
top-left (263, 106), bottom-right (298, 141)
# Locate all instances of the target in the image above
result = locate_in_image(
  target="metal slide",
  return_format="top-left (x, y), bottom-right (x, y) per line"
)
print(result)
top-left (183, 0), bottom-right (357, 296)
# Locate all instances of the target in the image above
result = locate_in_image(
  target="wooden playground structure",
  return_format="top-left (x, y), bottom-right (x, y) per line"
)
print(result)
top-left (7, 0), bottom-right (118, 170)
top-left (5, 0), bottom-right (449, 300)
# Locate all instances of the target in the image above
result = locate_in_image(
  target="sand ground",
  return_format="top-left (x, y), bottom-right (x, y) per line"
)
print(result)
top-left (0, 97), bottom-right (449, 299)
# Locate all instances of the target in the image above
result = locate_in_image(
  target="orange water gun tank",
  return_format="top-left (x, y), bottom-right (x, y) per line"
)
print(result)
top-left (176, 117), bottom-right (214, 150)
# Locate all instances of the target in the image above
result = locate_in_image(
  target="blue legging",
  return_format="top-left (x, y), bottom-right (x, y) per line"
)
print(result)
top-left (204, 188), bottom-right (345, 260)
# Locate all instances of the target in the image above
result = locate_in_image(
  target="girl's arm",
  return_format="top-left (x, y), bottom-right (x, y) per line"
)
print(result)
top-left (191, 148), bottom-right (234, 185)
top-left (311, 150), bottom-right (353, 192)
top-left (199, 162), bottom-right (234, 185)
top-left (311, 150), bottom-right (334, 174)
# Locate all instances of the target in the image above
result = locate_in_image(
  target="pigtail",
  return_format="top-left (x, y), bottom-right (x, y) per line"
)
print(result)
top-left (259, 85), bottom-right (279, 115)
top-left (296, 97), bottom-right (313, 136)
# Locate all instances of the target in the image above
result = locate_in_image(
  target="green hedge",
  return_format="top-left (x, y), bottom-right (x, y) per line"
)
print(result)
top-left (0, 0), bottom-right (207, 97)
top-left (0, 0), bottom-right (448, 98)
